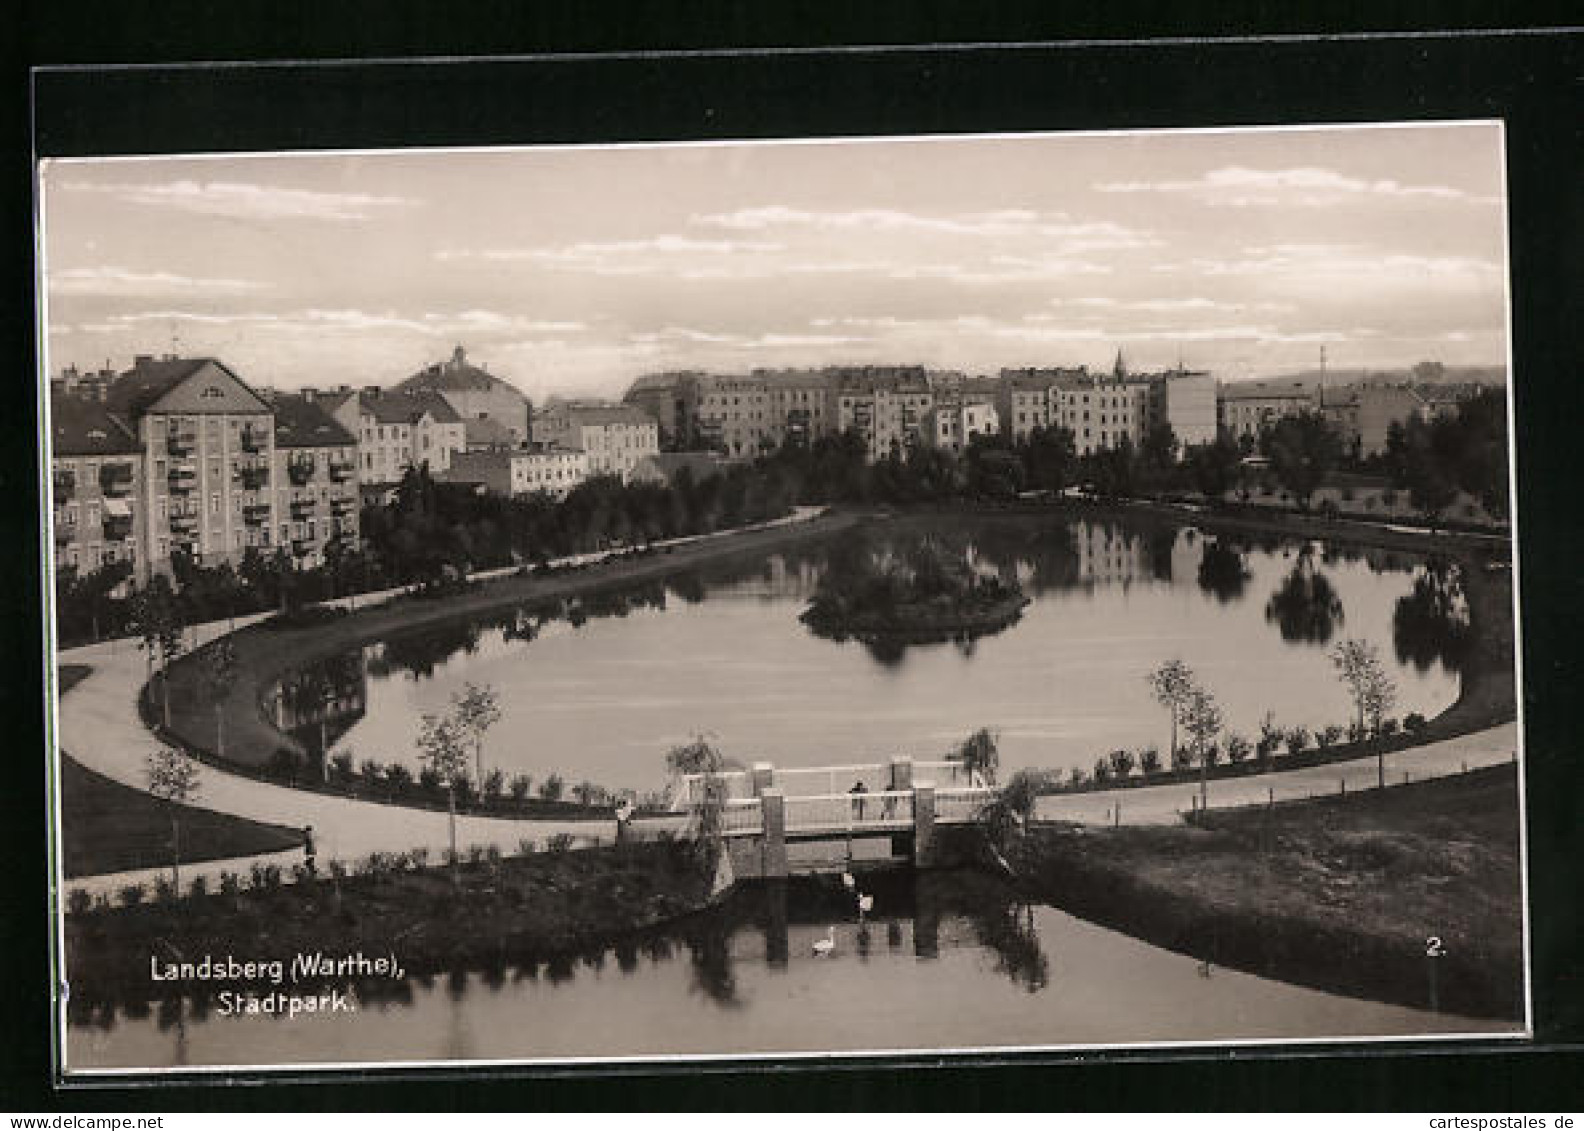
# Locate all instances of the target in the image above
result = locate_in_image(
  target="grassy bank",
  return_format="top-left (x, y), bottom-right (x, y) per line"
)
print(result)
top-left (1009, 763), bottom-right (1524, 1021)
top-left (55, 665), bottom-right (305, 878)
top-left (63, 839), bottom-right (714, 1006)
top-left (154, 509), bottom-right (859, 780)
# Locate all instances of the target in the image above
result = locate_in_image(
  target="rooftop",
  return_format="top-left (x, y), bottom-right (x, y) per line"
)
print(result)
top-left (269, 393), bottom-right (358, 449)
top-left (50, 396), bottom-right (141, 458)
top-left (394, 345), bottom-right (525, 399)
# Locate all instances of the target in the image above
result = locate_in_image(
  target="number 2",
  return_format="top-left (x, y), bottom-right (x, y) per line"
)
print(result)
top-left (1426, 936), bottom-right (1445, 957)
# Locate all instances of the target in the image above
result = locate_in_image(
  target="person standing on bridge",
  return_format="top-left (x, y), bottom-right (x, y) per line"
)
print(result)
top-left (849, 780), bottom-right (869, 821)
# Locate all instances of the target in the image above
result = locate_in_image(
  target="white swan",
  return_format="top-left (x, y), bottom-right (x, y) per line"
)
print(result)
top-left (841, 872), bottom-right (856, 891)
top-left (857, 894), bottom-right (874, 919)
top-left (812, 926), bottom-right (837, 956)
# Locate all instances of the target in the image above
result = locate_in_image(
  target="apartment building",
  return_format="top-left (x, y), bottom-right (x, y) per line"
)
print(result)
top-left (924, 399), bottom-right (1000, 454)
top-left (995, 368), bottom-right (1089, 444)
top-left (325, 388), bottom-right (466, 484)
top-left (1216, 377), bottom-right (1322, 442)
top-left (1320, 384), bottom-right (1428, 458)
top-left (393, 345), bottom-right (531, 444)
top-left (443, 445), bottom-right (590, 500)
top-left (49, 397), bottom-right (143, 585)
top-left (268, 394), bottom-right (360, 569)
top-left (103, 356), bottom-right (278, 572)
top-left (533, 404), bottom-right (658, 481)
top-left (831, 367), bottom-right (934, 461)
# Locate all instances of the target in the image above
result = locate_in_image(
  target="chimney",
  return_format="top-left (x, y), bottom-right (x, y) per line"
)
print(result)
top-left (301, 386), bottom-right (318, 402)
top-left (133, 354), bottom-right (154, 369)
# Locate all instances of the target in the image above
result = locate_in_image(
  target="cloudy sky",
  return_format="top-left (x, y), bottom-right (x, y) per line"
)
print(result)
top-left (40, 122), bottom-right (1508, 402)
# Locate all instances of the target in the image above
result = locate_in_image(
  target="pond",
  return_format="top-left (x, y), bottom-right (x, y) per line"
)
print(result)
top-left (272, 513), bottom-right (1466, 796)
top-left (66, 870), bottom-right (1507, 1071)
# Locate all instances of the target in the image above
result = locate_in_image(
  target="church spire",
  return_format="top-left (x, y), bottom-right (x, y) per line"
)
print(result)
top-left (1112, 349), bottom-right (1127, 380)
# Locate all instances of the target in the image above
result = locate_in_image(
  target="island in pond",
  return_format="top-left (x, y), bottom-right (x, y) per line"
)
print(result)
top-left (800, 535), bottom-right (1029, 650)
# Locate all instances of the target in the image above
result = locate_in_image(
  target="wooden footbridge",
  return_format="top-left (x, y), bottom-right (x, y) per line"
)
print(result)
top-left (672, 758), bottom-right (1000, 878)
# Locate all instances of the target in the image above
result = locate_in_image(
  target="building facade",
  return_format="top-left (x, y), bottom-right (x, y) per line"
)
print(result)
top-left (533, 405), bottom-right (658, 481)
top-left (268, 394), bottom-right (360, 570)
top-left (49, 397), bottom-right (144, 585)
top-left (443, 445), bottom-right (590, 499)
top-left (104, 356), bottom-right (278, 572)
top-left (393, 345), bottom-right (530, 444)
top-left (1216, 377), bottom-right (1322, 442)
top-left (923, 399), bottom-right (1000, 454)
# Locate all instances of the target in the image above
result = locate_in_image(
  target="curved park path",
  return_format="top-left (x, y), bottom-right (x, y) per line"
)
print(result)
top-left (55, 507), bottom-right (832, 899)
top-left (1033, 720), bottom-right (1520, 827)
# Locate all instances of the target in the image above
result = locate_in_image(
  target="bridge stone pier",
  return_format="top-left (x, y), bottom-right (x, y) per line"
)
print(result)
top-left (680, 756), bottom-right (996, 880)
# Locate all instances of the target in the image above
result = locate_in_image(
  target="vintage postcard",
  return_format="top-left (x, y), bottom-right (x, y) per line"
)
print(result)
top-left (40, 121), bottom-right (1527, 1077)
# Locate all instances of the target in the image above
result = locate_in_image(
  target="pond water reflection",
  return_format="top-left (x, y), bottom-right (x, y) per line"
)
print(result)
top-left (67, 871), bottom-right (1504, 1071)
top-left (274, 514), bottom-right (1468, 791)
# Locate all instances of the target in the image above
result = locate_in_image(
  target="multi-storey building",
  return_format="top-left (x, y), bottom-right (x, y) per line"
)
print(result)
top-left (923, 399), bottom-right (1000, 454)
top-left (325, 388), bottom-right (466, 484)
top-left (443, 445), bottom-right (590, 500)
top-left (831, 367), bottom-right (934, 461)
top-left (623, 371), bottom-right (702, 450)
top-left (1320, 383), bottom-right (1428, 458)
top-left (533, 404), bottom-right (658, 481)
top-left (995, 368), bottom-right (1088, 444)
top-left (392, 345), bottom-right (531, 445)
top-left (267, 394), bottom-right (360, 569)
top-left (1216, 377), bottom-right (1322, 442)
top-left (1152, 370), bottom-right (1218, 449)
top-left (48, 397), bottom-right (143, 584)
top-left (104, 356), bottom-right (277, 572)
top-left (1053, 375), bottom-right (1154, 457)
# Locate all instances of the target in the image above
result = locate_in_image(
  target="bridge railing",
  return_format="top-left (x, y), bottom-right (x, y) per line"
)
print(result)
top-left (784, 790), bottom-right (914, 833)
top-left (777, 763), bottom-right (890, 797)
top-left (935, 786), bottom-right (1000, 824)
top-left (717, 798), bottom-right (765, 836)
top-left (674, 770), bottom-right (754, 807)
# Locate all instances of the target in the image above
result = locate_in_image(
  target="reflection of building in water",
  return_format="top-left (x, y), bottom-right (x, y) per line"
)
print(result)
top-left (1073, 523), bottom-right (1152, 586)
top-left (271, 652), bottom-right (369, 754)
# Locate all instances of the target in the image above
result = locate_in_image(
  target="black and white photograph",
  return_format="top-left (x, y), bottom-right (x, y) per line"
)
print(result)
top-left (39, 120), bottom-right (1527, 1076)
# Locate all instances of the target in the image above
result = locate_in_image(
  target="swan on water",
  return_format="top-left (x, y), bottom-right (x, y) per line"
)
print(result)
top-left (813, 927), bottom-right (837, 956)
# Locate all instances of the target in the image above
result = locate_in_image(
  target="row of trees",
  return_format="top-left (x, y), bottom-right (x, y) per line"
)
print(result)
top-left (1143, 637), bottom-right (1403, 803)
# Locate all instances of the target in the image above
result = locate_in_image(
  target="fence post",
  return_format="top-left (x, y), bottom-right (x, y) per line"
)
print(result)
top-left (913, 782), bottom-right (937, 869)
top-left (759, 788), bottom-right (788, 880)
top-left (751, 761), bottom-right (775, 797)
top-left (889, 756), bottom-right (913, 793)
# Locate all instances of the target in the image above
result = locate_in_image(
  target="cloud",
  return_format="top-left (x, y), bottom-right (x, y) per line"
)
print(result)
top-left (59, 179), bottom-right (418, 221)
top-left (692, 206), bottom-right (1156, 250)
top-left (1095, 166), bottom-right (1499, 207)
top-left (76, 307), bottom-right (587, 340)
top-left (436, 235), bottom-right (783, 275)
top-left (1047, 296), bottom-right (1296, 314)
top-left (50, 266), bottom-right (266, 296)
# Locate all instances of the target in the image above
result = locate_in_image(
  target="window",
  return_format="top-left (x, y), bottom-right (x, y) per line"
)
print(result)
top-left (210, 493), bottom-right (221, 515)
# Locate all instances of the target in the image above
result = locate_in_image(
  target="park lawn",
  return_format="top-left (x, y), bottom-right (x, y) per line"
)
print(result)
top-left (1012, 764), bottom-right (1524, 1021)
top-left (56, 664), bottom-right (305, 879)
top-left (64, 839), bottom-right (713, 1004)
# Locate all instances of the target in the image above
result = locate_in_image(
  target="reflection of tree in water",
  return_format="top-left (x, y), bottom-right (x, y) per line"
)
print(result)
top-left (1196, 539), bottom-right (1251, 604)
top-left (1145, 526), bottom-right (1178, 584)
top-left (370, 620), bottom-right (481, 680)
top-left (683, 922), bottom-right (742, 1008)
top-left (667, 570), bottom-right (708, 604)
top-left (1264, 553), bottom-right (1345, 645)
top-left (1393, 559), bottom-right (1473, 674)
top-left (967, 903), bottom-right (1051, 993)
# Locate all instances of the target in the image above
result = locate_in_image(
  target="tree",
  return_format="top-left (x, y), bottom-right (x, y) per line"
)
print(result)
top-left (1145, 658), bottom-right (1198, 766)
top-left (1185, 435), bottom-right (1243, 502)
top-left (145, 745), bottom-right (201, 888)
top-left (416, 711), bottom-right (470, 880)
top-left (1331, 638), bottom-right (1399, 788)
top-left (1182, 685), bottom-right (1224, 810)
top-left (201, 639), bottom-right (238, 759)
top-left (664, 736), bottom-right (728, 867)
top-left (953, 727), bottom-right (1000, 786)
top-left (1023, 424), bottom-right (1077, 493)
top-left (130, 575), bottom-right (185, 729)
top-left (1261, 411), bottom-right (1343, 512)
top-left (451, 681), bottom-right (501, 789)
